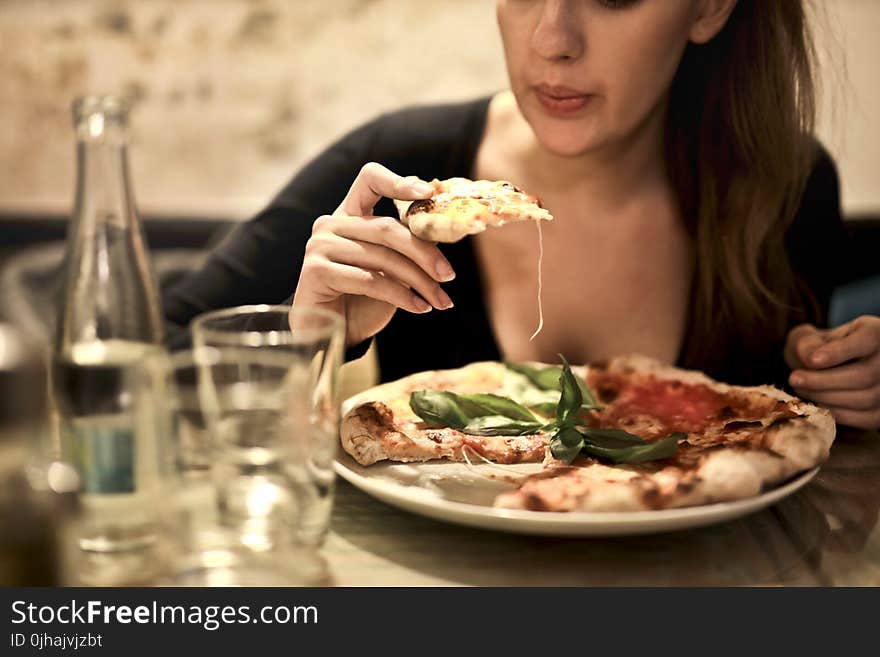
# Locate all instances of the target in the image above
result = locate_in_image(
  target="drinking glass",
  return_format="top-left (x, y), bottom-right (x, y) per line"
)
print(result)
top-left (165, 352), bottom-right (212, 477)
top-left (160, 348), bottom-right (330, 586)
top-left (191, 305), bottom-right (344, 549)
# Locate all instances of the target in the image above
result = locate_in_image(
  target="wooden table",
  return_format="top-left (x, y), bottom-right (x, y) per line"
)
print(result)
top-left (319, 429), bottom-right (880, 586)
top-left (58, 428), bottom-right (880, 587)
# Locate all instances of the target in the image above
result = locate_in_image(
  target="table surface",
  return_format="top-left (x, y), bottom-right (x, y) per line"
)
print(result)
top-left (319, 428), bottom-right (880, 586)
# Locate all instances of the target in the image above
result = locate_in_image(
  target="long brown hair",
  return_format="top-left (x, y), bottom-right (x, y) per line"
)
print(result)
top-left (667, 0), bottom-right (819, 382)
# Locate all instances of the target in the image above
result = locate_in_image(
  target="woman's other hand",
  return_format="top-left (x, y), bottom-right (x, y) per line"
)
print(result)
top-left (292, 162), bottom-right (456, 346)
top-left (785, 316), bottom-right (880, 429)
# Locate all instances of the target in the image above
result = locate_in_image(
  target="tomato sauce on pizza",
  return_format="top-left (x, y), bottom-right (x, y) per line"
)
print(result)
top-left (588, 365), bottom-right (802, 440)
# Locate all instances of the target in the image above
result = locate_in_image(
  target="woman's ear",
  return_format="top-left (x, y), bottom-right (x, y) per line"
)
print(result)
top-left (689, 0), bottom-right (738, 44)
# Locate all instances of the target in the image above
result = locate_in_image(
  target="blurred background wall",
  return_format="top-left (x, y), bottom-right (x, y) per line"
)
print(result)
top-left (0, 0), bottom-right (877, 221)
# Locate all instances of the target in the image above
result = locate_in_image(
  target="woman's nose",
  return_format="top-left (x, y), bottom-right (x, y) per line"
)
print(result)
top-left (531, 0), bottom-right (585, 62)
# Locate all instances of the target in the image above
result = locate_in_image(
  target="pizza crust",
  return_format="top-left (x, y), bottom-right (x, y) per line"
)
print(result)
top-left (341, 401), bottom-right (548, 466)
top-left (340, 362), bottom-right (548, 466)
top-left (342, 401), bottom-right (455, 465)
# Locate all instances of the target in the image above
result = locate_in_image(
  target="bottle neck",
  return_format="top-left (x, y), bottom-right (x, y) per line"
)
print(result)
top-left (73, 136), bottom-right (137, 232)
top-left (56, 100), bottom-right (164, 352)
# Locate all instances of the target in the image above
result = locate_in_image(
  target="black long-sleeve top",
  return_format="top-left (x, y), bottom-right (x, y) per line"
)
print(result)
top-left (164, 96), bottom-right (856, 387)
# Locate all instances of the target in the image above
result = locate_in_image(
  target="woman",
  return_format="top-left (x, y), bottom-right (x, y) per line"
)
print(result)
top-left (165, 0), bottom-right (880, 429)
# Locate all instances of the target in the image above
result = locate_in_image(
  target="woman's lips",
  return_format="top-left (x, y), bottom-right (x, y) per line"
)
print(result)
top-left (533, 85), bottom-right (594, 116)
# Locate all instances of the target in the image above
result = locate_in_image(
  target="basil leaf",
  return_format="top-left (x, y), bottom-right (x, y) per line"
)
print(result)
top-left (575, 373), bottom-right (599, 409)
top-left (462, 415), bottom-right (543, 436)
top-left (522, 393), bottom-right (599, 418)
top-left (505, 361), bottom-right (600, 413)
top-left (515, 386), bottom-right (560, 408)
top-left (580, 433), bottom-right (684, 464)
top-left (505, 362), bottom-right (563, 391)
top-left (410, 390), bottom-right (541, 433)
top-left (581, 427), bottom-right (647, 448)
top-left (409, 390), bottom-right (471, 429)
top-left (529, 402), bottom-right (560, 417)
top-left (558, 426), bottom-right (585, 447)
top-left (556, 356), bottom-right (583, 426)
top-left (454, 393), bottom-right (538, 423)
top-left (550, 428), bottom-right (584, 464)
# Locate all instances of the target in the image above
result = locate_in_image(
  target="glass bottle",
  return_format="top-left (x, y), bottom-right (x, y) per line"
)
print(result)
top-left (52, 95), bottom-right (167, 555)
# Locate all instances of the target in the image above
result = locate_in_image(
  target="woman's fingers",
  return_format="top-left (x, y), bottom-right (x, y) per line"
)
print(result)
top-left (304, 259), bottom-right (434, 315)
top-left (807, 317), bottom-right (880, 368)
top-left (789, 320), bottom-right (880, 428)
top-left (792, 386), bottom-right (880, 412)
top-left (786, 318), bottom-right (880, 429)
top-left (314, 214), bottom-right (455, 283)
top-left (784, 323), bottom-right (826, 370)
top-left (783, 317), bottom-right (879, 370)
top-left (295, 163), bottom-right (441, 345)
top-left (305, 233), bottom-right (453, 310)
top-left (789, 353), bottom-right (880, 391)
top-left (822, 407), bottom-right (880, 431)
top-left (336, 162), bottom-right (434, 217)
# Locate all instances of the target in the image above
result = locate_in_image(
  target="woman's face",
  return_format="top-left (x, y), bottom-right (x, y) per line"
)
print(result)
top-left (497, 0), bottom-right (711, 157)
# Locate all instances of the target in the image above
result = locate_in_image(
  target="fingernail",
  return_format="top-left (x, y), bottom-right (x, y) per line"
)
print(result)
top-left (812, 351), bottom-right (829, 366)
top-left (411, 181), bottom-right (434, 195)
top-left (790, 373), bottom-right (805, 386)
top-left (436, 289), bottom-right (454, 310)
top-left (412, 295), bottom-right (432, 313)
top-left (436, 260), bottom-right (455, 282)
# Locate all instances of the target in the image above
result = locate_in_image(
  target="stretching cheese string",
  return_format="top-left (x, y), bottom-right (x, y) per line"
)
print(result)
top-left (459, 444), bottom-right (533, 480)
top-left (459, 444), bottom-right (599, 489)
top-left (529, 219), bottom-right (545, 341)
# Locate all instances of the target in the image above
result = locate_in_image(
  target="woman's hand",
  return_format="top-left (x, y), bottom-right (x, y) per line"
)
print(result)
top-left (784, 316), bottom-right (880, 429)
top-left (292, 162), bottom-right (456, 347)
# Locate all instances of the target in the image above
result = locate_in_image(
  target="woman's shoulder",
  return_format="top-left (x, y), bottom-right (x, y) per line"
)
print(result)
top-left (789, 138), bottom-right (842, 236)
top-left (355, 95), bottom-right (496, 181)
top-left (268, 95), bottom-right (493, 211)
top-left (804, 138), bottom-right (840, 200)
top-left (370, 95), bottom-right (493, 138)
top-left (786, 138), bottom-right (853, 288)
top-left (333, 95), bottom-right (493, 158)
top-left (298, 95), bottom-right (494, 184)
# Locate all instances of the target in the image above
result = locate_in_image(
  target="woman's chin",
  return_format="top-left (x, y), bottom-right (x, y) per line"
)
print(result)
top-left (533, 129), bottom-right (605, 158)
top-left (521, 111), bottom-right (606, 158)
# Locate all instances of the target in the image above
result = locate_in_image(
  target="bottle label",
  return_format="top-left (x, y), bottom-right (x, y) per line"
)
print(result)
top-left (64, 421), bottom-right (135, 494)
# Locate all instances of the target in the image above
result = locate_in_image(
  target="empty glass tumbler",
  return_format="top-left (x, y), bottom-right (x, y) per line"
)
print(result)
top-left (191, 305), bottom-right (344, 549)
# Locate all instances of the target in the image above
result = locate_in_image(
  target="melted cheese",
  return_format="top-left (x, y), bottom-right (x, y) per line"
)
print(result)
top-left (530, 219), bottom-right (545, 341)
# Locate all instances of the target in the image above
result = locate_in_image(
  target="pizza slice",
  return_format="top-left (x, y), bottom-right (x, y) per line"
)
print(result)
top-left (394, 177), bottom-right (554, 243)
top-left (341, 362), bottom-right (548, 466)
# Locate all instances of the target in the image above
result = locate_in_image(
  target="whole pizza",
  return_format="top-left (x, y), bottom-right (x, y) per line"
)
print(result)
top-left (339, 355), bottom-right (835, 513)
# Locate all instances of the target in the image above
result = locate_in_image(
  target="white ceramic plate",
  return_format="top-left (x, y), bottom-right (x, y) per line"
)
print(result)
top-left (334, 453), bottom-right (819, 537)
